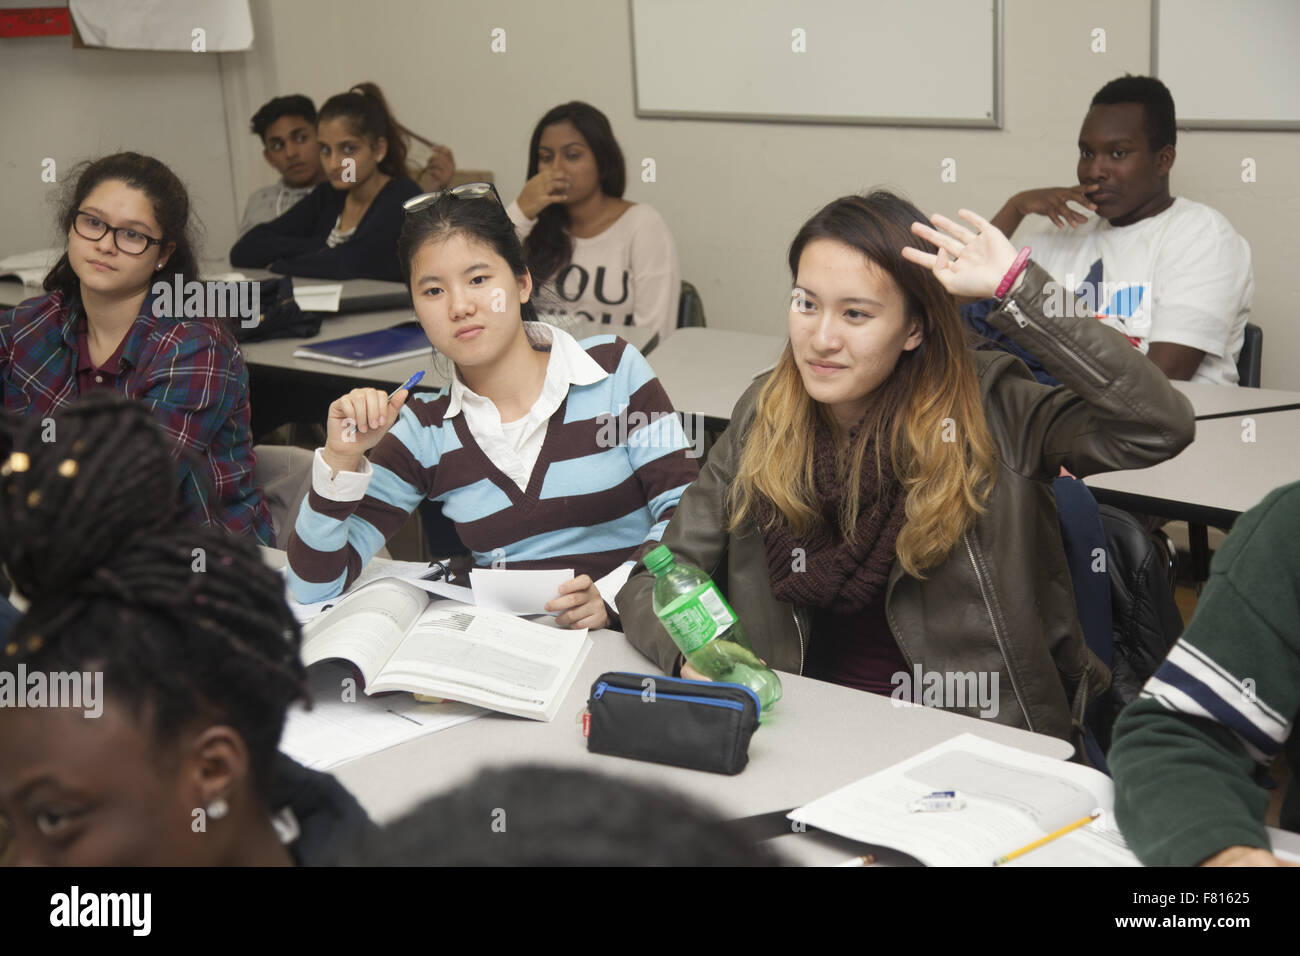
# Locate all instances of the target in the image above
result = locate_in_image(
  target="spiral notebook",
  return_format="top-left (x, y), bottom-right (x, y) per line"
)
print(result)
top-left (293, 320), bottom-right (433, 367)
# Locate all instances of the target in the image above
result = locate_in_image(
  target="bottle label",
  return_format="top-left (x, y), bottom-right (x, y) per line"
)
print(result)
top-left (658, 582), bottom-right (736, 653)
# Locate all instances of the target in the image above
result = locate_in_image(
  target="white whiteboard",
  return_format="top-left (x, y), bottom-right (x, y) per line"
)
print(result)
top-left (1153, 0), bottom-right (1300, 129)
top-left (630, 0), bottom-right (1002, 128)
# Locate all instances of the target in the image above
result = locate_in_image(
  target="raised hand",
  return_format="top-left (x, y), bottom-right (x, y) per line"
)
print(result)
top-left (901, 209), bottom-right (1021, 300)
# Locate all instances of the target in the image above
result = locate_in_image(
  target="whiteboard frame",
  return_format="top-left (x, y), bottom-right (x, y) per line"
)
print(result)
top-left (628, 0), bottom-right (1004, 129)
top-left (1151, 0), bottom-right (1300, 131)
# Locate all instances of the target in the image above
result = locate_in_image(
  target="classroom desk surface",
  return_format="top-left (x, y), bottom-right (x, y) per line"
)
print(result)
top-left (325, 626), bottom-right (1074, 826)
top-left (241, 310), bottom-right (449, 391)
top-left (1173, 380), bottom-right (1300, 421)
top-left (1085, 409), bottom-right (1300, 528)
top-left (649, 328), bottom-right (786, 424)
top-left (0, 270), bottom-right (411, 314)
top-left (201, 261), bottom-right (411, 314)
top-left (242, 313), bottom-right (661, 389)
top-left (243, 314), bottom-right (661, 440)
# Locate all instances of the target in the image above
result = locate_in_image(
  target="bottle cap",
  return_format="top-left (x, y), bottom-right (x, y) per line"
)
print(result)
top-left (643, 545), bottom-right (675, 575)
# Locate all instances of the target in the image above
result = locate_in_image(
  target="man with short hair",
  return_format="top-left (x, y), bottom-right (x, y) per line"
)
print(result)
top-left (973, 75), bottom-right (1253, 386)
top-left (238, 94), bottom-right (327, 235)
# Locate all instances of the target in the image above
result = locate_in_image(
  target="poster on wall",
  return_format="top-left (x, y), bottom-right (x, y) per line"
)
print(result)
top-left (69, 0), bottom-right (253, 51)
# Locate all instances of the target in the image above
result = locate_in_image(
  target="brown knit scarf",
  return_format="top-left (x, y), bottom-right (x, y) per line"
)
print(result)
top-left (758, 416), bottom-right (907, 613)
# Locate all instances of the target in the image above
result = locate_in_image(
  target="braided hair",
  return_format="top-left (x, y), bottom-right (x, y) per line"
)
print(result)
top-left (0, 395), bottom-right (307, 796)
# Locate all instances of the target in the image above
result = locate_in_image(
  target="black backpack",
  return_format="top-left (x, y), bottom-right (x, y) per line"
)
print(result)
top-left (1090, 505), bottom-right (1185, 752)
top-left (230, 277), bottom-right (323, 343)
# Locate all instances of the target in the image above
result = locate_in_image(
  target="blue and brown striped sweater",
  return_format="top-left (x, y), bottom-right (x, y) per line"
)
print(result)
top-left (286, 334), bottom-right (699, 603)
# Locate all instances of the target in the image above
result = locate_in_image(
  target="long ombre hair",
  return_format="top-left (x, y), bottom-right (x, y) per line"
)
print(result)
top-left (728, 191), bottom-right (996, 577)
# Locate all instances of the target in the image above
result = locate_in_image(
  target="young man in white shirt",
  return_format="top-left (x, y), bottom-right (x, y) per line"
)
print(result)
top-left (238, 95), bottom-right (328, 236)
top-left (975, 75), bottom-right (1253, 386)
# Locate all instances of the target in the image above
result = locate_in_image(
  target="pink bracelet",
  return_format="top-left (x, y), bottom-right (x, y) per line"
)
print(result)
top-left (995, 246), bottom-right (1032, 300)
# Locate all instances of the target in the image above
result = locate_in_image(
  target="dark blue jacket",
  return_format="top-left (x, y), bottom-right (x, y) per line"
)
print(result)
top-left (230, 178), bottom-right (421, 283)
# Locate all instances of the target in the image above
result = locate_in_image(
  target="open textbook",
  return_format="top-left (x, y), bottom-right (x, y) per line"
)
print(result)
top-left (789, 733), bottom-right (1142, 866)
top-left (299, 576), bottom-right (591, 722)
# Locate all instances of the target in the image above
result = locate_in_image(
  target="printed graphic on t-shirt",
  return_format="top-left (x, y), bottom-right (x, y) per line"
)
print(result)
top-left (1075, 258), bottom-right (1149, 350)
top-left (554, 263), bottom-right (634, 326)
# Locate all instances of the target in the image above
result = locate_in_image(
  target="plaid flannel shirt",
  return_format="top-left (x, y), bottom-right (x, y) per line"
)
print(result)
top-left (1, 290), bottom-right (273, 545)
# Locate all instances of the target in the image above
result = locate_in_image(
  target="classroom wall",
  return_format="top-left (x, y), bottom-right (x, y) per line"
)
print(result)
top-left (4, 1), bottom-right (1297, 388)
top-left (0, 1), bottom-right (237, 261)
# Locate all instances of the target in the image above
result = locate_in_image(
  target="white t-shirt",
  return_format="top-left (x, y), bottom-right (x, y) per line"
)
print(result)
top-left (1025, 197), bottom-right (1253, 385)
top-left (508, 200), bottom-right (681, 343)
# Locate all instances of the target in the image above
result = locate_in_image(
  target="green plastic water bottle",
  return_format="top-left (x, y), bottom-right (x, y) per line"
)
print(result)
top-left (643, 545), bottom-right (782, 711)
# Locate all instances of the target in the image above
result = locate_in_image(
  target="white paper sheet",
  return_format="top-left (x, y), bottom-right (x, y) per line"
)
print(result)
top-left (293, 283), bottom-right (343, 313)
top-left (789, 733), bottom-right (1140, 867)
top-left (594, 563), bottom-right (634, 613)
top-left (469, 567), bottom-right (573, 615)
top-left (279, 662), bottom-right (485, 771)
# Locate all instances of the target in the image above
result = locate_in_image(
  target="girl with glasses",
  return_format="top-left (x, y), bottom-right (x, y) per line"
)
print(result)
top-left (508, 102), bottom-right (681, 342)
top-left (617, 191), bottom-right (1196, 755)
top-left (0, 151), bottom-right (273, 544)
top-left (230, 82), bottom-right (427, 283)
top-left (285, 189), bottom-right (700, 632)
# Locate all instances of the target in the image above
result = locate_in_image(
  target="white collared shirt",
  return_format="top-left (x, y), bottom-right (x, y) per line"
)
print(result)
top-left (445, 321), bottom-right (608, 491)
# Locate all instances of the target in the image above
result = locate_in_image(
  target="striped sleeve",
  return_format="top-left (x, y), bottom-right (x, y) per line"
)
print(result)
top-left (285, 397), bottom-right (441, 602)
top-left (609, 339), bottom-right (699, 564)
top-left (1109, 481), bottom-right (1300, 865)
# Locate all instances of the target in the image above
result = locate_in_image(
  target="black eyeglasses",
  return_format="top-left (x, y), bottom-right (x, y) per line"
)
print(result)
top-left (403, 182), bottom-right (503, 214)
top-left (72, 210), bottom-right (164, 256)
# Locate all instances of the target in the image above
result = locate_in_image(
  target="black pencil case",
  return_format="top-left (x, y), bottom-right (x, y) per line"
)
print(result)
top-left (586, 671), bottom-right (761, 775)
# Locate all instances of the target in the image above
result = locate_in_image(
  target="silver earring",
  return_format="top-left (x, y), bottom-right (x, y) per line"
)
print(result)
top-left (206, 797), bottom-right (228, 820)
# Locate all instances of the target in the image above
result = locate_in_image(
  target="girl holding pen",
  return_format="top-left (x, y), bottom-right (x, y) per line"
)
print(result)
top-left (284, 184), bottom-right (699, 631)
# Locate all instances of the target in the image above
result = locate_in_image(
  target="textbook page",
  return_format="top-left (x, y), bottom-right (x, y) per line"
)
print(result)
top-left (279, 664), bottom-right (485, 771)
top-left (789, 733), bottom-right (1140, 867)
top-left (299, 579), bottom-right (430, 687)
top-left (369, 601), bottom-right (592, 721)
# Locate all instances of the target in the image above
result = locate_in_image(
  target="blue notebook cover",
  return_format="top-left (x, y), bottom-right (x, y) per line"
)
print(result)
top-left (293, 320), bottom-right (434, 367)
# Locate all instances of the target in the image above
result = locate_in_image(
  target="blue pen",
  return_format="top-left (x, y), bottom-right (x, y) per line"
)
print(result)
top-left (389, 370), bottom-right (425, 402)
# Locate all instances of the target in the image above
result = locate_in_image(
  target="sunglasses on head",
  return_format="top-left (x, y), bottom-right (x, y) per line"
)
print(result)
top-left (403, 181), bottom-right (503, 214)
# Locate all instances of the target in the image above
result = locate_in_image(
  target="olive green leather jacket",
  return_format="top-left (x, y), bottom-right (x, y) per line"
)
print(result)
top-left (617, 262), bottom-right (1196, 752)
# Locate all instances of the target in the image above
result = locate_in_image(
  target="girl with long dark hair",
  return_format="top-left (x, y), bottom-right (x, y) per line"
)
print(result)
top-left (0, 151), bottom-right (272, 543)
top-left (508, 102), bottom-right (680, 340)
top-left (230, 82), bottom-right (424, 282)
top-left (618, 190), bottom-right (1196, 756)
top-left (285, 185), bottom-right (699, 631)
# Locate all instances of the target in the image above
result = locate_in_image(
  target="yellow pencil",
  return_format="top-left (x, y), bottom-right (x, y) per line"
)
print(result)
top-left (993, 811), bottom-right (1101, 866)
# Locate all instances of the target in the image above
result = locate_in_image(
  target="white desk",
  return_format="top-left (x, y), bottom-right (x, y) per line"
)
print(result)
top-left (1085, 409), bottom-right (1300, 528)
top-left (649, 328), bottom-right (786, 423)
top-left (241, 311), bottom-right (448, 391)
top-left (243, 314), bottom-right (662, 440)
top-left (324, 627), bottom-right (1073, 826)
top-left (1173, 380), bottom-right (1300, 421)
top-left (242, 313), bottom-right (660, 390)
top-left (0, 269), bottom-right (412, 314)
